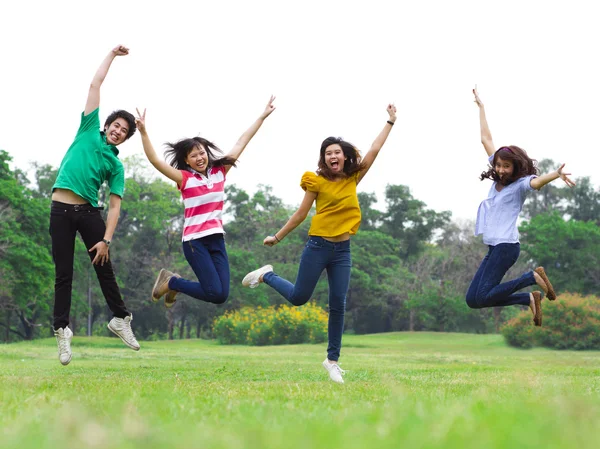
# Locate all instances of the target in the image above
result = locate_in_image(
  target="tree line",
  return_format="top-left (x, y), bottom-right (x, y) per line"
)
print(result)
top-left (1, 150), bottom-right (599, 342)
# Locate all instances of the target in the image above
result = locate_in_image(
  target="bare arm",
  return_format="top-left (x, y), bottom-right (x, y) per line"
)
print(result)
top-left (85, 45), bottom-right (129, 116)
top-left (88, 194), bottom-right (121, 266)
top-left (224, 96), bottom-right (276, 175)
top-left (358, 104), bottom-right (397, 184)
top-left (135, 108), bottom-right (183, 185)
top-left (263, 190), bottom-right (317, 246)
top-left (473, 87), bottom-right (496, 157)
top-left (530, 163), bottom-right (576, 190)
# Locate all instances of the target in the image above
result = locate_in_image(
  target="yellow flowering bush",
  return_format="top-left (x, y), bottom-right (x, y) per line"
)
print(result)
top-left (213, 303), bottom-right (328, 345)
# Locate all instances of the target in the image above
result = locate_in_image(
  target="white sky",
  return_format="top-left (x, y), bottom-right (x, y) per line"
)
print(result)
top-left (1, 0), bottom-right (598, 221)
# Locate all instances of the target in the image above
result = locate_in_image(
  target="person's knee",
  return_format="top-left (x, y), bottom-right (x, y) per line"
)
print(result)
top-left (465, 295), bottom-right (481, 309)
top-left (210, 291), bottom-right (229, 305)
top-left (289, 295), bottom-right (311, 307)
top-left (328, 299), bottom-right (346, 315)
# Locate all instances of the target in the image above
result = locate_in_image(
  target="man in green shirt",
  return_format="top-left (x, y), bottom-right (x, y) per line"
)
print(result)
top-left (51, 45), bottom-right (139, 365)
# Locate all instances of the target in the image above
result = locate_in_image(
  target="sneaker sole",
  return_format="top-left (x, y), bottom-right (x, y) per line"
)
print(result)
top-left (242, 265), bottom-right (273, 287)
top-left (60, 354), bottom-right (72, 366)
top-left (151, 269), bottom-right (169, 302)
top-left (107, 323), bottom-right (140, 351)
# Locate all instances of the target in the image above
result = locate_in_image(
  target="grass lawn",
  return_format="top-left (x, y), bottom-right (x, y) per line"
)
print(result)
top-left (1, 332), bottom-right (600, 449)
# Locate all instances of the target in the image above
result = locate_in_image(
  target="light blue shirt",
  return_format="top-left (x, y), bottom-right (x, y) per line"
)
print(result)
top-left (475, 156), bottom-right (537, 246)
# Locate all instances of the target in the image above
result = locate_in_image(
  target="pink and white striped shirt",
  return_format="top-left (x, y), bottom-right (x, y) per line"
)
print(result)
top-left (178, 166), bottom-right (226, 242)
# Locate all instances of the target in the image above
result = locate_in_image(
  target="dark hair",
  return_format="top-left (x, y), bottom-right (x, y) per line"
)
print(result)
top-left (317, 137), bottom-right (366, 181)
top-left (480, 145), bottom-right (539, 184)
top-left (104, 110), bottom-right (137, 140)
top-left (164, 137), bottom-right (237, 171)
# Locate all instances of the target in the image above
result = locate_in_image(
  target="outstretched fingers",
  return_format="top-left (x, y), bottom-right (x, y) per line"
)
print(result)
top-left (135, 108), bottom-right (147, 131)
top-left (558, 163), bottom-right (576, 187)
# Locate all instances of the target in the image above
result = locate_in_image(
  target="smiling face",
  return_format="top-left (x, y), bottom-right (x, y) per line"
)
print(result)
top-left (104, 118), bottom-right (130, 146)
top-left (185, 144), bottom-right (209, 175)
top-left (324, 143), bottom-right (346, 175)
top-left (494, 157), bottom-right (515, 184)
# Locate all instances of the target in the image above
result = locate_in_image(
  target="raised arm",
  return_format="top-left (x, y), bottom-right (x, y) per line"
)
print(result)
top-left (224, 96), bottom-right (276, 174)
top-left (357, 104), bottom-right (397, 184)
top-left (135, 108), bottom-right (183, 185)
top-left (530, 163), bottom-right (576, 190)
top-left (473, 87), bottom-right (496, 157)
top-left (84, 45), bottom-right (129, 116)
top-left (263, 190), bottom-right (317, 247)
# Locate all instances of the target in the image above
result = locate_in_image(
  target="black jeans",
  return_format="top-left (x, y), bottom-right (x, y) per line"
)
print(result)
top-left (49, 201), bottom-right (129, 329)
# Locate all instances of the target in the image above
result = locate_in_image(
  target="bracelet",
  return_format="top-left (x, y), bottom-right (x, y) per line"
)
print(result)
top-left (387, 120), bottom-right (395, 126)
top-left (274, 234), bottom-right (281, 243)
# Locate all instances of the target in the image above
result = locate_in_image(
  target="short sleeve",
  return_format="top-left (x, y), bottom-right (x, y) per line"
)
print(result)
top-left (300, 172), bottom-right (320, 192)
top-left (78, 108), bottom-right (101, 135)
top-left (519, 174), bottom-right (537, 193)
top-left (107, 164), bottom-right (125, 198)
top-left (487, 154), bottom-right (494, 164)
top-left (178, 170), bottom-right (193, 191)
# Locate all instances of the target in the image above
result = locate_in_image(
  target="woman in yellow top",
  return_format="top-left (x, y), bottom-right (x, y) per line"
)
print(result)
top-left (243, 104), bottom-right (397, 384)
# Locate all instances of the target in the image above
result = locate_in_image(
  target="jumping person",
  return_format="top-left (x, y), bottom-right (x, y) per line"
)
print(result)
top-left (51, 45), bottom-right (140, 365)
top-left (242, 104), bottom-right (397, 384)
top-left (467, 87), bottom-right (575, 326)
top-left (136, 97), bottom-right (276, 308)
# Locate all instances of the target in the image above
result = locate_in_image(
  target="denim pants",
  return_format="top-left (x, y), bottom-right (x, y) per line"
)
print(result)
top-left (466, 242), bottom-right (536, 309)
top-left (169, 233), bottom-right (229, 304)
top-left (263, 236), bottom-right (351, 361)
top-left (49, 201), bottom-right (130, 330)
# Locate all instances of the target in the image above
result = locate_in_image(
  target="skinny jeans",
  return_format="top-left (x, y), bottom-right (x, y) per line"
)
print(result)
top-left (466, 242), bottom-right (535, 309)
top-left (263, 236), bottom-right (351, 361)
top-left (169, 233), bottom-right (230, 304)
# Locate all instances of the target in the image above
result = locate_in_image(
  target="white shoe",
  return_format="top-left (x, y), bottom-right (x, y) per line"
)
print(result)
top-left (54, 326), bottom-right (73, 366)
top-left (322, 359), bottom-right (345, 384)
top-left (242, 265), bottom-right (273, 288)
top-left (107, 315), bottom-right (140, 351)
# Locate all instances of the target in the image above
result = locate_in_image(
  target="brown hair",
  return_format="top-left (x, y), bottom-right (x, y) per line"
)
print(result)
top-left (316, 137), bottom-right (366, 181)
top-left (480, 145), bottom-right (538, 184)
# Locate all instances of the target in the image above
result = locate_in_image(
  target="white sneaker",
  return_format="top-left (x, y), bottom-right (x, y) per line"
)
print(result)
top-left (242, 265), bottom-right (273, 288)
top-left (54, 326), bottom-right (73, 366)
top-left (322, 359), bottom-right (345, 384)
top-left (107, 315), bottom-right (140, 351)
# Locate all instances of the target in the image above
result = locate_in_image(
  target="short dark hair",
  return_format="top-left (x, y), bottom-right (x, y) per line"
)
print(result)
top-left (480, 145), bottom-right (539, 184)
top-left (317, 137), bottom-right (366, 181)
top-left (164, 137), bottom-right (237, 171)
top-left (104, 110), bottom-right (137, 140)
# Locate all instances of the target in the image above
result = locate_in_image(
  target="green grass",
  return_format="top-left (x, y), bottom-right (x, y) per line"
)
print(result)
top-left (2, 332), bottom-right (600, 449)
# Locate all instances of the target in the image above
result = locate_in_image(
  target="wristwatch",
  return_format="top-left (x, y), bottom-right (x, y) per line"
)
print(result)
top-left (102, 239), bottom-right (111, 246)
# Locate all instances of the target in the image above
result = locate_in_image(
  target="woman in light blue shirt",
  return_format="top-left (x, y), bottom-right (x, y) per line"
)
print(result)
top-left (467, 87), bottom-right (576, 326)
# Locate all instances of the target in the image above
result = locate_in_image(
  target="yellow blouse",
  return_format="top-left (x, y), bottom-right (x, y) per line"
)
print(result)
top-left (300, 171), bottom-right (362, 237)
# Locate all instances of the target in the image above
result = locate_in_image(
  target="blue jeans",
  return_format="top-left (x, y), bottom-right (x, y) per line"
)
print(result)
top-left (263, 236), bottom-right (352, 362)
top-left (466, 243), bottom-right (535, 309)
top-left (169, 234), bottom-right (229, 304)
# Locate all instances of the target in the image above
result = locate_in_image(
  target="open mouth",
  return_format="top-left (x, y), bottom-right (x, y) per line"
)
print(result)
top-left (330, 161), bottom-right (339, 170)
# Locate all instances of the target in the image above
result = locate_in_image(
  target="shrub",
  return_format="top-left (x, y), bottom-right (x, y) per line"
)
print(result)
top-left (501, 293), bottom-right (600, 350)
top-left (212, 303), bottom-right (328, 345)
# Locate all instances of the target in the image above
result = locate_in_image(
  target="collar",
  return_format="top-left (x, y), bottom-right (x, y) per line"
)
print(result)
top-left (188, 167), bottom-right (214, 188)
top-left (100, 132), bottom-right (120, 155)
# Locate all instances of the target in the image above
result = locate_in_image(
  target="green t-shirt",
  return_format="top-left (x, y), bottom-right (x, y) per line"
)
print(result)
top-left (52, 108), bottom-right (125, 207)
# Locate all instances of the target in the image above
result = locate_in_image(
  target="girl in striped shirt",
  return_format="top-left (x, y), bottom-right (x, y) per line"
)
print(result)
top-left (135, 97), bottom-right (276, 307)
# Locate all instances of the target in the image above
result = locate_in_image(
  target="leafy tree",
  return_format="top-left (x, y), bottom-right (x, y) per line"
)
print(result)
top-left (520, 213), bottom-right (600, 295)
top-left (381, 184), bottom-right (451, 258)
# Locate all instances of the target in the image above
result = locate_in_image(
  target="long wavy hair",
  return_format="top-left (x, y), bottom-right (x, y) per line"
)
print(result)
top-left (164, 137), bottom-right (237, 171)
top-left (480, 145), bottom-right (538, 184)
top-left (317, 137), bottom-right (366, 181)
